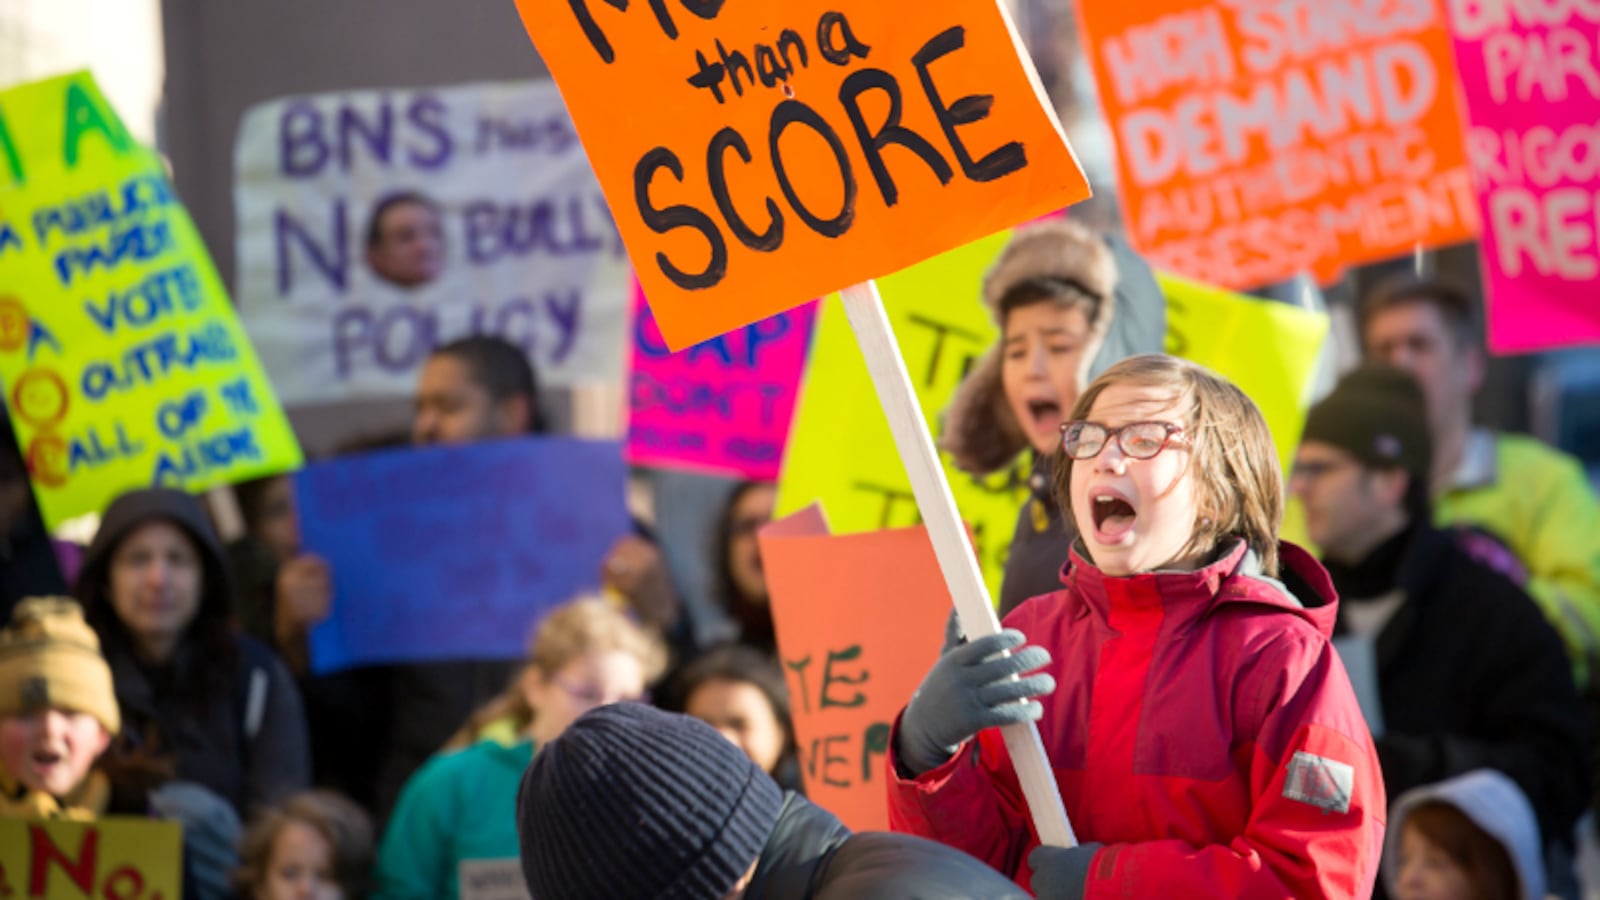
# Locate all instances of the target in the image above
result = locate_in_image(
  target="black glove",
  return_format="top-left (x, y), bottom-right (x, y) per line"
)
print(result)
top-left (895, 629), bottom-right (1055, 776)
top-left (1029, 843), bottom-right (1104, 900)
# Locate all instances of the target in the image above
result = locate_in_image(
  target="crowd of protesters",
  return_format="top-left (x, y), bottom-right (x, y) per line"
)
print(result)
top-left (2, 217), bottom-right (1598, 899)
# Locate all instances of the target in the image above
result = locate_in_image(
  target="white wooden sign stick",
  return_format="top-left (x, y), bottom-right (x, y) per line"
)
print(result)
top-left (839, 279), bottom-right (1077, 848)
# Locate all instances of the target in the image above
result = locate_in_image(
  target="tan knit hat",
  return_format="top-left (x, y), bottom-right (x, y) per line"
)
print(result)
top-left (0, 597), bottom-right (120, 734)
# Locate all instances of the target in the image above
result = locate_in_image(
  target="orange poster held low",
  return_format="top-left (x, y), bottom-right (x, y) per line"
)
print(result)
top-left (759, 506), bottom-right (954, 832)
top-left (1076, 0), bottom-right (1478, 289)
top-left (513, 0), bottom-right (1089, 349)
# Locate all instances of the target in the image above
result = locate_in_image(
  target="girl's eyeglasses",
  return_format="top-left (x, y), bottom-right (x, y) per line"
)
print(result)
top-left (552, 678), bottom-right (649, 707)
top-left (1060, 421), bottom-right (1185, 460)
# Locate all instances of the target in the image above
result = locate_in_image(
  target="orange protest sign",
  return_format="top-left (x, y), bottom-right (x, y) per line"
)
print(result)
top-left (513, 0), bottom-right (1089, 349)
top-left (1076, 0), bottom-right (1478, 289)
top-left (759, 506), bottom-right (952, 831)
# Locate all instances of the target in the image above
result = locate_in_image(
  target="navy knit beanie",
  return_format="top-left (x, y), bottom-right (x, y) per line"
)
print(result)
top-left (517, 702), bottom-right (784, 899)
top-left (1301, 365), bottom-right (1432, 478)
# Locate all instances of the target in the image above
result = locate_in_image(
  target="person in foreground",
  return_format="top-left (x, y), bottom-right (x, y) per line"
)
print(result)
top-left (516, 702), bottom-right (1031, 899)
top-left (888, 354), bottom-right (1386, 899)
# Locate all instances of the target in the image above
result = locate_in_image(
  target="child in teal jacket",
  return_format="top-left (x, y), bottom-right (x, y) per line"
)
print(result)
top-left (374, 597), bottom-right (666, 899)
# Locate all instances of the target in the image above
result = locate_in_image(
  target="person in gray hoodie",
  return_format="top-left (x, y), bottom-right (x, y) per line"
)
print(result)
top-left (940, 220), bottom-right (1167, 617)
top-left (1385, 769), bottom-right (1547, 900)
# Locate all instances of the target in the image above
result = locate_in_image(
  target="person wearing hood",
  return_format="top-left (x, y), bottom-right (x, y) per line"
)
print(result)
top-left (889, 356), bottom-right (1384, 898)
top-left (517, 702), bottom-right (1031, 899)
top-left (73, 487), bottom-right (310, 819)
top-left (940, 220), bottom-right (1167, 618)
top-left (1385, 769), bottom-right (1546, 900)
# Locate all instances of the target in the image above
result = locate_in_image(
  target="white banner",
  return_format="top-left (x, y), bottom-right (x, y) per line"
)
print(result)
top-left (234, 79), bottom-right (628, 405)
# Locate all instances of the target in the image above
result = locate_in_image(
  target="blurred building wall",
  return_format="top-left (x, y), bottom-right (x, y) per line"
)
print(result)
top-left (160, 0), bottom-right (556, 453)
top-left (0, 0), bottom-right (164, 143)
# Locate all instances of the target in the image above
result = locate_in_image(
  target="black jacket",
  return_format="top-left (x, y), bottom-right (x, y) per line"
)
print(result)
top-left (998, 456), bottom-right (1074, 619)
top-left (75, 488), bottom-right (310, 817)
top-left (746, 794), bottom-right (1029, 899)
top-left (1333, 525), bottom-right (1590, 851)
top-left (1, 514), bottom-right (70, 620)
top-left (104, 632), bottom-right (308, 816)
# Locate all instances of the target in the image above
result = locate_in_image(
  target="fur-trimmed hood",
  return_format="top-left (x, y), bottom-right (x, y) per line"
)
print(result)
top-left (940, 222), bottom-right (1167, 476)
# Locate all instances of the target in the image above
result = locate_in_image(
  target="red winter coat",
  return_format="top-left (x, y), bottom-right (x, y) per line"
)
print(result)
top-left (887, 541), bottom-right (1384, 899)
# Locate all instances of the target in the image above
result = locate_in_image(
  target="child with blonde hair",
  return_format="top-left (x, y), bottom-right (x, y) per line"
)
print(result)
top-left (374, 597), bottom-right (666, 899)
top-left (890, 354), bottom-right (1385, 898)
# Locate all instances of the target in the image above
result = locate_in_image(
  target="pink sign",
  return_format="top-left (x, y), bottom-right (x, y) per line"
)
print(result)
top-left (1452, 4), bottom-right (1600, 352)
top-left (626, 281), bottom-right (815, 480)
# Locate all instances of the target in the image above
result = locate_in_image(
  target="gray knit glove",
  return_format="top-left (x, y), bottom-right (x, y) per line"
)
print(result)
top-left (895, 629), bottom-right (1055, 776)
top-left (1029, 843), bottom-right (1104, 900)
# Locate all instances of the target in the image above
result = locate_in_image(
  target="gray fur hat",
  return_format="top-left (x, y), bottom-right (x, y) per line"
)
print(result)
top-left (940, 220), bottom-right (1120, 476)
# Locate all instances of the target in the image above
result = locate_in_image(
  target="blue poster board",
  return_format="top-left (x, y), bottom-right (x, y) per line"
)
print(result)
top-left (298, 436), bottom-right (630, 673)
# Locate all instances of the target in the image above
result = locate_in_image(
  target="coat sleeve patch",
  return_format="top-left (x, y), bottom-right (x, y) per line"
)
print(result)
top-left (1282, 750), bottom-right (1354, 815)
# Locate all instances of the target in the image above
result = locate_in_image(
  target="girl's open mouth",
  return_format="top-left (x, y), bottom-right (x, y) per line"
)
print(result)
top-left (1026, 398), bottom-right (1062, 428)
top-left (1091, 491), bottom-right (1138, 540)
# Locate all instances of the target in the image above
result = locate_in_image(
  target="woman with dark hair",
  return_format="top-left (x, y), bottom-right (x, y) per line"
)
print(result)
top-left (226, 470), bottom-right (391, 817)
top-left (74, 487), bottom-right (310, 818)
top-left (712, 481), bottom-right (778, 654)
top-left (673, 643), bottom-right (801, 794)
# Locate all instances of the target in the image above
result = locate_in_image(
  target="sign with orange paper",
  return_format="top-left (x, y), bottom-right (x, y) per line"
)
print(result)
top-left (1076, 0), bottom-right (1478, 289)
top-left (760, 506), bottom-right (952, 831)
top-left (513, 0), bottom-right (1090, 349)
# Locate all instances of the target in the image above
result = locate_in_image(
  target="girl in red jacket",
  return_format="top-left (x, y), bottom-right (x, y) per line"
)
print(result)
top-left (889, 354), bottom-right (1384, 899)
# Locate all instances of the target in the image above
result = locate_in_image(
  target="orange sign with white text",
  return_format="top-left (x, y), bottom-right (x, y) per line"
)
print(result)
top-left (513, 0), bottom-right (1090, 349)
top-left (1076, 0), bottom-right (1478, 289)
top-left (760, 507), bottom-right (952, 831)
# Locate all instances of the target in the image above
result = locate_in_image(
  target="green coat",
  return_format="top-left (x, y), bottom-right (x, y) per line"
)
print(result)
top-left (374, 737), bottom-right (535, 900)
top-left (1438, 430), bottom-right (1600, 688)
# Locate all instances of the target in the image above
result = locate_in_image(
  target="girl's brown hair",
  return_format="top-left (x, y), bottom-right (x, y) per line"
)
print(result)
top-left (445, 596), bottom-right (668, 749)
top-left (1052, 354), bottom-right (1283, 576)
top-left (1403, 803), bottom-right (1520, 900)
top-left (234, 790), bottom-right (374, 898)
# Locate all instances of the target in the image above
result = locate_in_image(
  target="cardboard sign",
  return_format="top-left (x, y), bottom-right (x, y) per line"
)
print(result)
top-left (776, 230), bottom-right (1027, 601)
top-left (513, 0), bottom-right (1089, 349)
top-left (459, 859), bottom-right (530, 900)
top-left (1077, 0), bottom-right (1478, 289)
top-left (0, 72), bottom-right (302, 529)
top-left (1159, 273), bottom-right (1330, 474)
top-left (626, 280), bottom-right (815, 479)
top-left (760, 507), bottom-right (951, 831)
top-left (0, 816), bottom-right (181, 900)
top-left (233, 80), bottom-right (631, 404)
top-left (297, 436), bottom-right (631, 673)
top-left (1450, 3), bottom-right (1600, 352)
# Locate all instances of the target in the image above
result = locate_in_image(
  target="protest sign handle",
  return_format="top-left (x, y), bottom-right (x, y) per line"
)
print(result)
top-left (838, 280), bottom-right (1077, 849)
